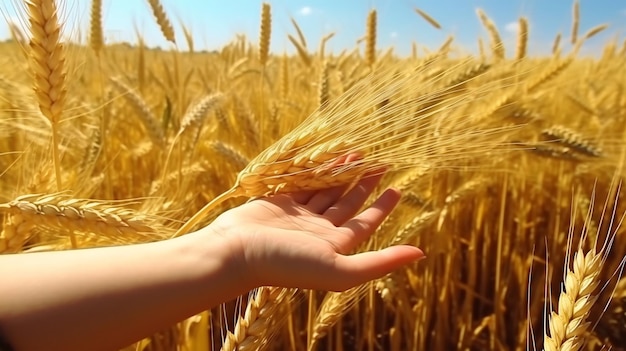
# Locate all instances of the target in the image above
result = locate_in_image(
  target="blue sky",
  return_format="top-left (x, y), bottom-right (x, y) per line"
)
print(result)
top-left (1, 0), bottom-right (625, 57)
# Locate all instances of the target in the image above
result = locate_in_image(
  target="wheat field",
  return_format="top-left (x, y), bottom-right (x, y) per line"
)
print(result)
top-left (1, 0), bottom-right (626, 350)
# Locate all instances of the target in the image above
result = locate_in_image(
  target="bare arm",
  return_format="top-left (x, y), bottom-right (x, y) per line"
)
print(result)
top-left (0, 233), bottom-right (248, 351)
top-left (0, 174), bottom-right (423, 351)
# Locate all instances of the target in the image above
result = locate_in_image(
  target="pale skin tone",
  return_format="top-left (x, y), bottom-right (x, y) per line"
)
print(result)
top-left (0, 173), bottom-right (424, 351)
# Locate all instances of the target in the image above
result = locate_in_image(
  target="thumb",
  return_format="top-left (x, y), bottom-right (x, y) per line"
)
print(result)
top-left (330, 246), bottom-right (425, 291)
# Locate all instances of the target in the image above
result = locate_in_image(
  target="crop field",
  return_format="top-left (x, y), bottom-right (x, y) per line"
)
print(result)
top-left (1, 0), bottom-right (626, 350)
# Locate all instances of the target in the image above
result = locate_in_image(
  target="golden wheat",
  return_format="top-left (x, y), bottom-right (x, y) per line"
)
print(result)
top-left (146, 0), bottom-right (176, 44)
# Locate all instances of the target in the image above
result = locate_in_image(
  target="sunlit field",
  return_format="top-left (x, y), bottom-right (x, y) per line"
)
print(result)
top-left (1, 0), bottom-right (626, 350)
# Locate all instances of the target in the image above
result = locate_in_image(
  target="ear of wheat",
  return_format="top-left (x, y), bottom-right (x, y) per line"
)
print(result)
top-left (415, 8), bottom-right (441, 30)
top-left (146, 0), bottom-right (176, 44)
top-left (366, 9), bottom-right (377, 67)
top-left (259, 3), bottom-right (271, 66)
top-left (571, 1), bottom-right (579, 45)
top-left (0, 194), bottom-right (161, 241)
top-left (476, 9), bottom-right (505, 61)
top-left (174, 59), bottom-right (521, 236)
top-left (543, 184), bottom-right (624, 351)
top-left (89, 0), bottom-right (104, 55)
top-left (26, 0), bottom-right (68, 192)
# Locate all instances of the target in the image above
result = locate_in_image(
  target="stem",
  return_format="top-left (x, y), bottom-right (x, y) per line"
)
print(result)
top-left (51, 124), bottom-right (77, 249)
top-left (51, 125), bottom-right (62, 191)
top-left (173, 187), bottom-right (240, 238)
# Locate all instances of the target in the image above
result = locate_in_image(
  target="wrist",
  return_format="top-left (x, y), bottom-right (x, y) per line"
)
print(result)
top-left (184, 223), bottom-right (257, 294)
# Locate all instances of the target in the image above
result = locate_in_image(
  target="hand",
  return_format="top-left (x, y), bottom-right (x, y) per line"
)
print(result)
top-left (203, 172), bottom-right (425, 292)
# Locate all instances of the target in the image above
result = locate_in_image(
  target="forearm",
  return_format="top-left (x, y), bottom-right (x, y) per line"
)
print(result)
top-left (0, 231), bottom-right (251, 351)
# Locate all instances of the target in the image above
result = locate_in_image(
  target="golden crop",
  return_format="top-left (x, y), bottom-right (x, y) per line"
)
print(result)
top-left (1, 0), bottom-right (626, 350)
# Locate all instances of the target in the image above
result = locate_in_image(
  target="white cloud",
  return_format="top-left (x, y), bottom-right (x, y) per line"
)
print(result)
top-left (299, 6), bottom-right (312, 16)
top-left (504, 21), bottom-right (519, 34)
top-left (390, 31), bottom-right (398, 39)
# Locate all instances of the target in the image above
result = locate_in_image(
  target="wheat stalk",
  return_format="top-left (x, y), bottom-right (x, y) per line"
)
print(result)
top-left (366, 9), bottom-right (377, 67)
top-left (178, 93), bottom-right (224, 135)
top-left (0, 194), bottom-right (160, 241)
top-left (280, 53), bottom-right (289, 101)
top-left (552, 33), bottom-right (562, 56)
top-left (174, 60), bottom-right (520, 236)
top-left (290, 17), bottom-right (307, 49)
top-left (89, 0), bottom-right (104, 55)
top-left (595, 276), bottom-right (626, 347)
top-left (318, 61), bottom-right (330, 108)
top-left (309, 285), bottom-right (370, 350)
top-left (259, 3), bottom-right (271, 66)
top-left (221, 287), bottom-right (296, 351)
top-left (543, 249), bottom-right (602, 351)
top-left (581, 24), bottom-right (609, 42)
top-left (26, 0), bottom-right (67, 192)
top-left (516, 17), bottom-right (529, 60)
top-left (476, 9), bottom-right (505, 61)
top-left (318, 32), bottom-right (335, 60)
top-left (542, 125), bottom-right (602, 158)
top-left (146, 0), bottom-right (176, 44)
top-left (415, 8), bottom-right (441, 30)
top-left (571, 1), bottom-right (579, 45)
top-left (180, 22), bottom-right (194, 53)
top-left (110, 77), bottom-right (165, 147)
top-left (288, 34), bottom-right (311, 67)
top-left (543, 183), bottom-right (624, 351)
top-left (210, 141), bottom-right (249, 170)
top-left (0, 214), bottom-right (35, 254)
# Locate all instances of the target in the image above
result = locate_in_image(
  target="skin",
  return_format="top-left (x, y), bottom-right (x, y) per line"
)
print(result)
top-left (0, 173), bottom-right (424, 351)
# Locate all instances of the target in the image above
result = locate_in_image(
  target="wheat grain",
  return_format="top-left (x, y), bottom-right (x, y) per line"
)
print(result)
top-left (319, 32), bottom-right (335, 60)
top-left (476, 9), bottom-right (505, 61)
top-left (415, 8), bottom-right (441, 30)
top-left (180, 22), bottom-right (194, 53)
top-left (210, 141), bottom-right (249, 170)
top-left (175, 60), bottom-right (521, 236)
top-left (552, 33), bottom-right (562, 56)
top-left (89, 0), bottom-right (104, 55)
top-left (146, 0), bottom-right (176, 44)
top-left (516, 17), bottom-right (529, 60)
top-left (542, 125), bottom-right (602, 158)
top-left (309, 286), bottom-right (368, 350)
top-left (290, 17), bottom-right (307, 49)
top-left (318, 61), bottom-right (330, 108)
top-left (571, 1), bottom-right (579, 45)
top-left (221, 287), bottom-right (296, 351)
top-left (581, 24), bottom-right (609, 42)
top-left (543, 249), bottom-right (602, 351)
top-left (259, 3), bottom-right (271, 66)
top-left (280, 54), bottom-right (289, 101)
top-left (0, 194), bottom-right (159, 240)
top-left (178, 93), bottom-right (224, 135)
top-left (391, 210), bottom-right (437, 245)
top-left (288, 34), bottom-right (311, 67)
top-left (26, 0), bottom-right (67, 191)
top-left (366, 9), bottom-right (377, 67)
top-left (0, 214), bottom-right (35, 254)
top-left (110, 77), bottom-right (165, 147)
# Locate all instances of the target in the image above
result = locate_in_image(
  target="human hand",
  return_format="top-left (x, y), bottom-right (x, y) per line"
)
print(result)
top-left (203, 171), bottom-right (425, 292)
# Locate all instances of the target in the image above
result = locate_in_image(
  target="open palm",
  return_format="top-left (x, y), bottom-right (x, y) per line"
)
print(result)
top-left (208, 173), bottom-right (425, 291)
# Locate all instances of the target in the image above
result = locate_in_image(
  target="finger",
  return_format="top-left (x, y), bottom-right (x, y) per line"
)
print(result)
top-left (337, 188), bottom-right (401, 249)
top-left (289, 190), bottom-right (317, 204)
top-left (305, 185), bottom-right (349, 214)
top-left (324, 173), bottom-right (386, 226)
top-left (327, 246), bottom-right (425, 291)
